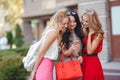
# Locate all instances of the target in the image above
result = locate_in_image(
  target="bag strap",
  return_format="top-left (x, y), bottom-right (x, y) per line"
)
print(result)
top-left (60, 53), bottom-right (73, 61)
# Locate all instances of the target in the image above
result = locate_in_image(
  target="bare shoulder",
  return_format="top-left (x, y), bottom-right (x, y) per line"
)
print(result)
top-left (95, 33), bottom-right (103, 41)
top-left (46, 30), bottom-right (58, 39)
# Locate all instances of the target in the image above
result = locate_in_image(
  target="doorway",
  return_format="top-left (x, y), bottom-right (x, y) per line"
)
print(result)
top-left (109, 1), bottom-right (120, 61)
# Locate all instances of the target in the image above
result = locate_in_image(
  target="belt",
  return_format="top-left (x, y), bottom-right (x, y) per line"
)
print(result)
top-left (82, 53), bottom-right (98, 56)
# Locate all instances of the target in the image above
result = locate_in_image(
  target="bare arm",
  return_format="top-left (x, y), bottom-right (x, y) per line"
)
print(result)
top-left (33, 31), bottom-right (58, 72)
top-left (63, 41), bottom-right (80, 56)
top-left (87, 33), bottom-right (102, 54)
top-left (63, 46), bottom-right (74, 56)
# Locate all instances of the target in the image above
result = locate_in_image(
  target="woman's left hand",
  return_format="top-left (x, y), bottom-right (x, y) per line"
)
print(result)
top-left (78, 56), bottom-right (83, 64)
top-left (29, 71), bottom-right (36, 80)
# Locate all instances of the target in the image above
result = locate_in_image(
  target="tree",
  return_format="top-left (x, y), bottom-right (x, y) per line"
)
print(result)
top-left (0, 0), bottom-right (24, 48)
top-left (0, 0), bottom-right (23, 29)
top-left (14, 24), bottom-right (24, 47)
top-left (6, 31), bottom-right (13, 48)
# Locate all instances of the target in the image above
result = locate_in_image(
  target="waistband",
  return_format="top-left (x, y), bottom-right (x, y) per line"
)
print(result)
top-left (82, 53), bottom-right (98, 56)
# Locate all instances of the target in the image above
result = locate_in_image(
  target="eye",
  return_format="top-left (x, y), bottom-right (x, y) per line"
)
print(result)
top-left (63, 23), bottom-right (66, 25)
top-left (73, 21), bottom-right (76, 23)
top-left (85, 21), bottom-right (88, 23)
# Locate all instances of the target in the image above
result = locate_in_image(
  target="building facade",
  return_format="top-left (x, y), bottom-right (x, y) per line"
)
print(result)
top-left (22, 0), bottom-right (120, 62)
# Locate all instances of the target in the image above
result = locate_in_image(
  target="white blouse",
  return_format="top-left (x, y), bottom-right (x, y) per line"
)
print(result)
top-left (40, 29), bottom-right (58, 60)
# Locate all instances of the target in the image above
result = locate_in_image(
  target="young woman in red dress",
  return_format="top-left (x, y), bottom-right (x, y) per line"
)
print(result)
top-left (79, 8), bottom-right (104, 80)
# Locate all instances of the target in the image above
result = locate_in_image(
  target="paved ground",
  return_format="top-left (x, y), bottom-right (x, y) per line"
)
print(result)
top-left (102, 61), bottom-right (120, 70)
top-left (102, 61), bottom-right (120, 80)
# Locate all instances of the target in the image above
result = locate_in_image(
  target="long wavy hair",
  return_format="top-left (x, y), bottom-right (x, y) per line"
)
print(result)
top-left (81, 9), bottom-right (104, 35)
top-left (61, 11), bottom-right (84, 49)
top-left (42, 10), bottom-right (68, 36)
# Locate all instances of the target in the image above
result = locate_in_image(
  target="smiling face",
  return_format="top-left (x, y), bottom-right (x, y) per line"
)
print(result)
top-left (69, 16), bottom-right (77, 30)
top-left (59, 17), bottom-right (69, 32)
top-left (81, 15), bottom-right (89, 29)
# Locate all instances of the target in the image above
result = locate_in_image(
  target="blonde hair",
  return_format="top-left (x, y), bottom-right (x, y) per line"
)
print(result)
top-left (81, 9), bottom-right (104, 35)
top-left (42, 10), bottom-right (68, 36)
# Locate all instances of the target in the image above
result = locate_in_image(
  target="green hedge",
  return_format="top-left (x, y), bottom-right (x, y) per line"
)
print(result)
top-left (0, 48), bottom-right (30, 80)
top-left (0, 47), bottom-right (29, 58)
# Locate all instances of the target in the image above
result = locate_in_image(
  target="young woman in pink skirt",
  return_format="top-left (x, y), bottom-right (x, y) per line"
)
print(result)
top-left (29, 11), bottom-right (69, 80)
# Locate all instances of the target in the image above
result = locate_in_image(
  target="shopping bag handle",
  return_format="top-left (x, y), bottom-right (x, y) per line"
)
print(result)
top-left (60, 53), bottom-right (73, 61)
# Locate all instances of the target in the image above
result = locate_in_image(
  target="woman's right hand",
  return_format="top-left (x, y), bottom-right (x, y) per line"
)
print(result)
top-left (61, 44), bottom-right (66, 53)
top-left (71, 40), bottom-right (80, 51)
top-left (88, 29), bottom-right (95, 36)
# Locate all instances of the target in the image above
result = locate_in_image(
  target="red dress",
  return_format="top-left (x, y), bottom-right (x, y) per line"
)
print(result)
top-left (82, 34), bottom-right (104, 80)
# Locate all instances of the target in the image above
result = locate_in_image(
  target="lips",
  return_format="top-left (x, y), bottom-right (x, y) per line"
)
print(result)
top-left (83, 25), bottom-right (88, 28)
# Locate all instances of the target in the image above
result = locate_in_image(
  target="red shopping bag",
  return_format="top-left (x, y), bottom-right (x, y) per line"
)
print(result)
top-left (55, 54), bottom-right (83, 80)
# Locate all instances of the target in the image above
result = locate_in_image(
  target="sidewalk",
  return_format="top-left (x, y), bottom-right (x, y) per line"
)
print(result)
top-left (101, 61), bottom-right (120, 80)
top-left (102, 61), bottom-right (120, 70)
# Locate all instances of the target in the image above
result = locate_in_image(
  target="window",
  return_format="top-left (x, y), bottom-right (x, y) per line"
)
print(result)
top-left (111, 6), bottom-right (120, 35)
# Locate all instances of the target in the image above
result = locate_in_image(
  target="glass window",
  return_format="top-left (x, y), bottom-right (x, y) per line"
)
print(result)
top-left (111, 6), bottom-right (120, 35)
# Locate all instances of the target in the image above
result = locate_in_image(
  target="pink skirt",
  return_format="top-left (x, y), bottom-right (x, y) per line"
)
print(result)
top-left (35, 58), bottom-right (54, 80)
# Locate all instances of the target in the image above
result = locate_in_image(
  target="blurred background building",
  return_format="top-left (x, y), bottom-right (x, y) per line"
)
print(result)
top-left (22, 0), bottom-right (120, 62)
